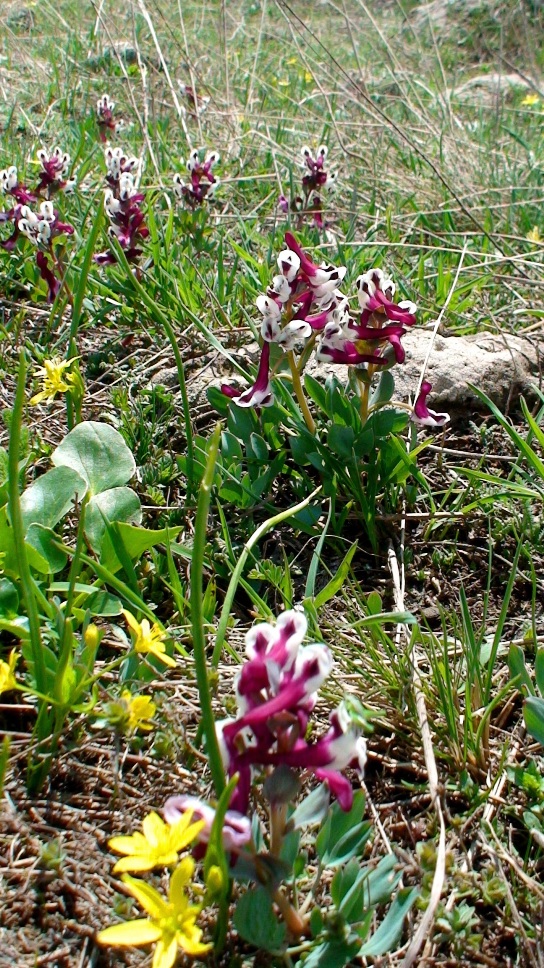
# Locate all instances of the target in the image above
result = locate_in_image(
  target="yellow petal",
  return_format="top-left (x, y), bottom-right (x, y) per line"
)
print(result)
top-left (150, 648), bottom-right (176, 668)
top-left (122, 609), bottom-right (140, 634)
top-left (112, 856), bottom-right (155, 874)
top-left (121, 874), bottom-right (168, 919)
top-left (171, 816), bottom-right (206, 852)
top-left (169, 856), bottom-right (195, 900)
top-left (108, 832), bottom-right (148, 855)
top-left (97, 918), bottom-right (161, 947)
top-left (142, 811), bottom-right (166, 846)
top-left (153, 936), bottom-right (178, 968)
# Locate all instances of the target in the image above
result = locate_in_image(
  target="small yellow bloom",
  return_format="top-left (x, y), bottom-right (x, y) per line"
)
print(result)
top-left (30, 356), bottom-right (79, 406)
top-left (121, 690), bottom-right (156, 733)
top-left (122, 609), bottom-right (176, 668)
top-left (521, 93), bottom-right (540, 106)
top-left (97, 857), bottom-right (212, 968)
top-left (0, 650), bottom-right (18, 695)
top-left (108, 810), bottom-right (206, 873)
top-left (527, 226), bottom-right (542, 243)
top-left (304, 71), bottom-right (313, 83)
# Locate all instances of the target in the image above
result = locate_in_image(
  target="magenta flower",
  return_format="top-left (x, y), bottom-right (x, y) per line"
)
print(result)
top-left (96, 94), bottom-right (118, 142)
top-left (279, 146), bottom-right (337, 230)
top-left (17, 201), bottom-right (74, 302)
top-left (0, 166), bottom-right (38, 250)
top-left (411, 381), bottom-right (450, 428)
top-left (221, 340), bottom-right (274, 408)
top-left (35, 147), bottom-right (74, 196)
top-left (174, 149), bottom-right (219, 207)
top-left (317, 266), bottom-right (417, 368)
top-left (163, 795), bottom-right (252, 853)
top-left (222, 233), bottom-right (352, 408)
top-left (216, 610), bottom-right (366, 814)
top-left (95, 153), bottom-right (148, 266)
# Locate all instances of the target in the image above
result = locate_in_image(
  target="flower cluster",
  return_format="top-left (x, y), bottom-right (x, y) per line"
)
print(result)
top-left (221, 232), bottom-right (347, 407)
top-left (0, 165), bottom-right (37, 250)
top-left (96, 93), bottom-right (118, 142)
top-left (95, 147), bottom-right (148, 265)
top-left (279, 145), bottom-right (337, 230)
top-left (173, 148), bottom-right (219, 207)
top-left (35, 146), bottom-right (74, 196)
top-left (216, 609), bottom-right (367, 814)
top-left (178, 82), bottom-right (210, 118)
top-left (98, 810), bottom-right (211, 966)
top-left (0, 150), bottom-right (75, 300)
top-left (317, 266), bottom-right (416, 367)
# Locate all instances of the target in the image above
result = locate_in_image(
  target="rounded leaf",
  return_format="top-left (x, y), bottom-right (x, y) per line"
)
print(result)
top-left (85, 487), bottom-right (142, 554)
top-left (52, 421), bottom-right (136, 496)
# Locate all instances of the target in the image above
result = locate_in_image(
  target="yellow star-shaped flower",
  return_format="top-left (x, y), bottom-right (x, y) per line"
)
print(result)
top-left (122, 609), bottom-right (176, 667)
top-left (527, 226), bottom-right (542, 244)
top-left (108, 810), bottom-right (206, 873)
top-left (30, 356), bottom-right (78, 405)
top-left (120, 690), bottom-right (156, 733)
top-left (521, 92), bottom-right (540, 106)
top-left (97, 858), bottom-right (212, 968)
top-left (0, 650), bottom-right (19, 695)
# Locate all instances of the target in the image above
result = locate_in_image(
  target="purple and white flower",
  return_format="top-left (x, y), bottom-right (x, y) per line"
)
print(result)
top-left (411, 381), bottom-right (450, 428)
top-left (217, 609), bottom-right (366, 814)
top-left (174, 149), bottom-right (220, 206)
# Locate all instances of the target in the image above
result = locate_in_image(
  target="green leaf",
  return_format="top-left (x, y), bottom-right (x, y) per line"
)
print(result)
top-left (207, 385), bottom-right (230, 416)
top-left (20, 466), bottom-right (87, 531)
top-left (308, 541), bottom-right (358, 610)
top-left (524, 696), bottom-right (544, 746)
top-left (52, 421), bottom-right (136, 496)
top-left (316, 791), bottom-right (371, 866)
top-left (302, 940), bottom-right (359, 968)
top-left (233, 887), bottom-right (286, 952)
top-left (248, 433), bottom-right (269, 462)
top-left (0, 578), bottom-right (19, 619)
top-left (100, 521), bottom-right (181, 572)
top-left (290, 783), bottom-right (330, 830)
top-left (359, 887), bottom-right (419, 956)
top-left (26, 524), bottom-right (68, 573)
top-left (508, 644), bottom-right (536, 696)
top-left (369, 369), bottom-right (395, 407)
top-left (328, 423), bottom-right (355, 458)
top-left (536, 649), bottom-right (544, 697)
top-left (85, 487), bottom-right (142, 554)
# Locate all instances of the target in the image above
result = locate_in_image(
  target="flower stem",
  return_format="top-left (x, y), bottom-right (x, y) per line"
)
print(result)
top-left (8, 352), bottom-right (46, 693)
top-left (191, 423), bottom-right (226, 798)
top-left (287, 351), bottom-right (315, 434)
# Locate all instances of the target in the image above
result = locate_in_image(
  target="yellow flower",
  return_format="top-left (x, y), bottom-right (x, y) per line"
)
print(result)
top-left (0, 650), bottom-right (18, 695)
top-left (304, 71), bottom-right (313, 83)
top-left (108, 810), bottom-right (206, 873)
top-left (121, 689), bottom-right (156, 733)
top-left (521, 93), bottom-right (540, 106)
top-left (527, 226), bottom-right (542, 243)
top-left (30, 356), bottom-right (79, 405)
top-left (97, 857), bottom-right (212, 968)
top-left (122, 609), bottom-right (176, 667)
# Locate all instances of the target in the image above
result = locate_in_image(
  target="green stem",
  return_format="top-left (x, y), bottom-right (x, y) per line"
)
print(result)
top-left (287, 351), bottom-right (315, 434)
top-left (8, 352), bottom-right (47, 692)
top-left (191, 423), bottom-right (225, 797)
top-left (212, 485), bottom-right (322, 666)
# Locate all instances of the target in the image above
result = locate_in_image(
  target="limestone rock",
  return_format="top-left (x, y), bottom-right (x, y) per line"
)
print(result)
top-left (315, 330), bottom-right (542, 410)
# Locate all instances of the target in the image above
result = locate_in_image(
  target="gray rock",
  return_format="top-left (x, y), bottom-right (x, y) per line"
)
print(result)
top-left (315, 330), bottom-right (542, 410)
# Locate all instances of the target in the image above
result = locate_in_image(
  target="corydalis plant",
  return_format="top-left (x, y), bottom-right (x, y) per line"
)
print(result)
top-left (0, 151), bottom-right (75, 301)
top-left (279, 145), bottom-right (337, 231)
top-left (95, 147), bottom-right (148, 266)
top-left (173, 149), bottom-right (220, 207)
top-left (216, 609), bottom-right (367, 816)
top-left (221, 231), bottom-right (418, 428)
top-left (16, 200), bottom-right (74, 302)
top-left (96, 94), bottom-right (119, 142)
